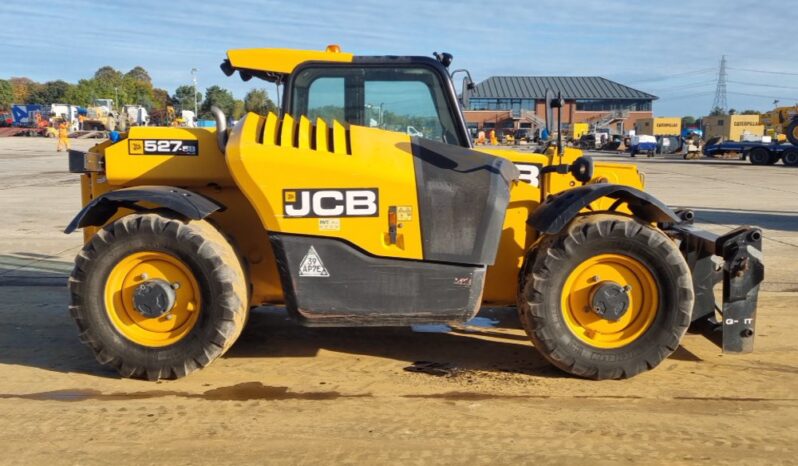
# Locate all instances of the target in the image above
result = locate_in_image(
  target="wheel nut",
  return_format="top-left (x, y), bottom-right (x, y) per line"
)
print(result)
top-left (623, 285), bottom-right (632, 293)
top-left (591, 275), bottom-right (600, 283)
top-left (165, 314), bottom-right (174, 321)
top-left (171, 282), bottom-right (180, 290)
top-left (140, 273), bottom-right (149, 280)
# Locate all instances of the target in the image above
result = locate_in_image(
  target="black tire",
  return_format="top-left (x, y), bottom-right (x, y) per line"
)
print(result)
top-left (69, 213), bottom-right (248, 380)
top-left (786, 118), bottom-right (798, 146)
top-left (518, 214), bottom-right (694, 379)
top-left (748, 147), bottom-right (772, 165)
top-left (782, 148), bottom-right (798, 167)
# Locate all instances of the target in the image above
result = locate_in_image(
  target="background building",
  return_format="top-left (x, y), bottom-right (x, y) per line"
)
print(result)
top-left (463, 76), bottom-right (656, 136)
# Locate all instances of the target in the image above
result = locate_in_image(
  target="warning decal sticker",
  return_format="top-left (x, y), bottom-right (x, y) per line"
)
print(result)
top-left (298, 246), bottom-right (330, 277)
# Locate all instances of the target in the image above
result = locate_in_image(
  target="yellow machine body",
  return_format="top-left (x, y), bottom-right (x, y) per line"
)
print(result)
top-left (79, 124), bottom-right (643, 307)
top-left (65, 45), bottom-right (765, 381)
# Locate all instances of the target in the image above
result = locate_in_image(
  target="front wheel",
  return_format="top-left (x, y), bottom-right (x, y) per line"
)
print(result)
top-left (69, 213), bottom-right (248, 380)
top-left (518, 214), bottom-right (694, 379)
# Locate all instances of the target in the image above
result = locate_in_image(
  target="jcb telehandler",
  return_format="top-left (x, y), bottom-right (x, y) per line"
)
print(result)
top-left (65, 46), bottom-right (764, 380)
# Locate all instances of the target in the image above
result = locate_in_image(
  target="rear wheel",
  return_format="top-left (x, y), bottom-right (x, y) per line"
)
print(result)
top-left (749, 147), bottom-right (772, 165)
top-left (518, 214), bottom-right (694, 379)
top-left (786, 118), bottom-right (798, 146)
top-left (69, 213), bottom-right (248, 380)
top-left (782, 148), bottom-right (798, 167)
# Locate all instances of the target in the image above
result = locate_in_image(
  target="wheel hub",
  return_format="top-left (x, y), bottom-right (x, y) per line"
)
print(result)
top-left (133, 279), bottom-right (176, 318)
top-left (590, 281), bottom-right (630, 321)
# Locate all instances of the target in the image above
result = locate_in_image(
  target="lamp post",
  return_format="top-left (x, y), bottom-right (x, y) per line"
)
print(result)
top-left (191, 68), bottom-right (198, 118)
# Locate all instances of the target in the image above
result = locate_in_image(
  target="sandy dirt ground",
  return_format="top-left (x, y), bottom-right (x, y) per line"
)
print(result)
top-left (0, 138), bottom-right (796, 465)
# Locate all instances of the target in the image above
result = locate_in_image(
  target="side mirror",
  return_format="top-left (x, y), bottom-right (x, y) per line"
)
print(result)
top-left (545, 89), bottom-right (555, 133)
top-left (450, 68), bottom-right (476, 108)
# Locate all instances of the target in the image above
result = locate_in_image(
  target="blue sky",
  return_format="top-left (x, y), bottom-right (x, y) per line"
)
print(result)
top-left (2, 0), bottom-right (797, 117)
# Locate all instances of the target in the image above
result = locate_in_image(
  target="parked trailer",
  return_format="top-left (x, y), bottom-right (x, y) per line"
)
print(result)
top-left (11, 104), bottom-right (44, 126)
top-left (703, 140), bottom-right (798, 166)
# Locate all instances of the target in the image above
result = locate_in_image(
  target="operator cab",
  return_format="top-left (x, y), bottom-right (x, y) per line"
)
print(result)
top-left (221, 45), bottom-right (473, 148)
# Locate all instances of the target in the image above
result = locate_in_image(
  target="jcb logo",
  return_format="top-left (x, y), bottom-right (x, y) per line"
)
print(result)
top-left (513, 163), bottom-right (541, 187)
top-left (283, 189), bottom-right (379, 218)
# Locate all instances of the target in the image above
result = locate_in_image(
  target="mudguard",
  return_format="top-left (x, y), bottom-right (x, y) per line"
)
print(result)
top-left (64, 186), bottom-right (223, 234)
top-left (528, 183), bottom-right (681, 234)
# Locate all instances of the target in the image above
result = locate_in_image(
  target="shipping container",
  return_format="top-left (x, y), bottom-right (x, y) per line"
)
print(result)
top-left (702, 114), bottom-right (764, 142)
top-left (636, 117), bottom-right (682, 136)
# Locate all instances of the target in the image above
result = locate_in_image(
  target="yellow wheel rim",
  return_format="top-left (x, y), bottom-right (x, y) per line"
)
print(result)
top-left (561, 253), bottom-right (658, 349)
top-left (104, 251), bottom-right (201, 347)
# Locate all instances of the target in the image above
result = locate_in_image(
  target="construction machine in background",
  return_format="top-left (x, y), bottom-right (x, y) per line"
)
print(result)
top-left (569, 122), bottom-right (589, 142)
top-left (121, 105), bottom-right (150, 127)
top-left (784, 114), bottom-right (798, 147)
top-left (760, 105), bottom-right (797, 142)
top-left (64, 45), bottom-right (764, 381)
top-left (83, 98), bottom-right (118, 131)
top-left (149, 105), bottom-right (177, 127)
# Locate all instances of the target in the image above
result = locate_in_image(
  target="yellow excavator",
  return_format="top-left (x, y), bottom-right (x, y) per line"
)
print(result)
top-left (65, 45), bottom-right (764, 381)
top-left (760, 105), bottom-right (798, 142)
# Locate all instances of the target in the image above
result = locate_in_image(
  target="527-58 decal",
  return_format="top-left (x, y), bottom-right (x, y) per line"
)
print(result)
top-left (129, 139), bottom-right (199, 156)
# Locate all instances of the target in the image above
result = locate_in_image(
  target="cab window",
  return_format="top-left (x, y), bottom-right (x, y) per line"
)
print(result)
top-left (290, 65), bottom-right (465, 146)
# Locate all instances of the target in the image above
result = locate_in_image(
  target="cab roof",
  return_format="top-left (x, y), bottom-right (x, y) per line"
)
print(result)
top-left (221, 45), bottom-right (450, 83)
top-left (222, 45), bottom-right (354, 82)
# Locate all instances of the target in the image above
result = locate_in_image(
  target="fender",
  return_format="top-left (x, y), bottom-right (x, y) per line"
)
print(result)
top-left (64, 186), bottom-right (224, 234)
top-left (528, 183), bottom-right (681, 235)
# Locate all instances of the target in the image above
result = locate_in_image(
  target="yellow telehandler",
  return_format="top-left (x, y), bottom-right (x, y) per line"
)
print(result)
top-left (65, 46), bottom-right (764, 380)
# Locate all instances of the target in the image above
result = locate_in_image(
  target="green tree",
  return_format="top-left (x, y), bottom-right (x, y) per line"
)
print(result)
top-left (65, 79), bottom-right (98, 107)
top-left (173, 85), bottom-right (201, 112)
top-left (94, 66), bottom-right (123, 83)
top-left (117, 66), bottom-right (155, 108)
top-left (151, 88), bottom-right (172, 110)
top-left (201, 85), bottom-right (235, 118)
top-left (681, 116), bottom-right (696, 127)
top-left (27, 80), bottom-right (72, 104)
top-left (709, 106), bottom-right (726, 116)
top-left (308, 104), bottom-right (345, 123)
top-left (243, 88), bottom-right (277, 115)
top-left (232, 99), bottom-right (246, 120)
top-left (91, 66), bottom-right (126, 106)
top-left (9, 77), bottom-right (35, 103)
top-left (125, 66), bottom-right (151, 84)
top-left (0, 79), bottom-right (12, 109)
top-left (741, 109), bottom-right (760, 115)
top-left (122, 76), bottom-right (153, 108)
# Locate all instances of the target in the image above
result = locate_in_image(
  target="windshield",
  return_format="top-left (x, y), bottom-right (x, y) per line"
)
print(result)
top-left (290, 65), bottom-right (465, 146)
